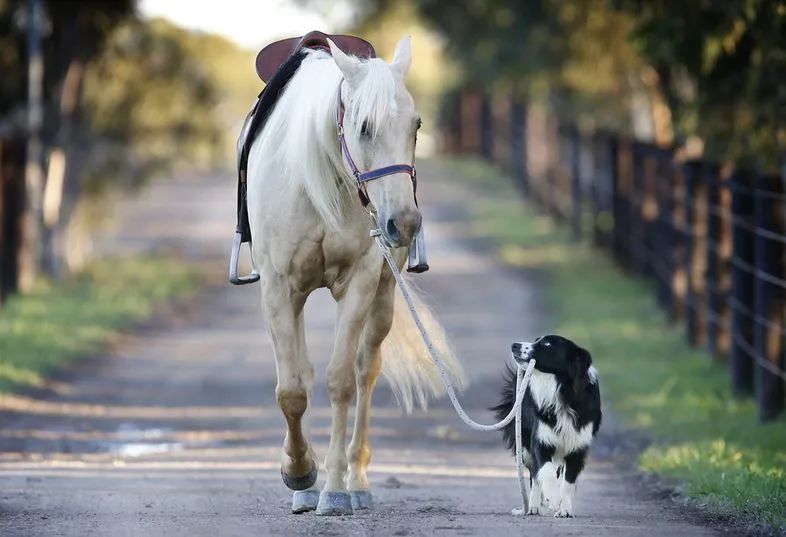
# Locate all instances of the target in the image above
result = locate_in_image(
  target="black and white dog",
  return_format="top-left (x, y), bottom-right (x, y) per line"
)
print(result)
top-left (493, 335), bottom-right (602, 518)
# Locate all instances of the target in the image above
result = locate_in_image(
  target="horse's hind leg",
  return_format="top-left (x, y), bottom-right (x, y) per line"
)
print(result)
top-left (261, 278), bottom-right (318, 498)
top-left (347, 280), bottom-right (395, 510)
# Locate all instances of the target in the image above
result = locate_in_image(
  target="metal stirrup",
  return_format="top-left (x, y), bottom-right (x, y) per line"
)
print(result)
top-left (229, 230), bottom-right (260, 285)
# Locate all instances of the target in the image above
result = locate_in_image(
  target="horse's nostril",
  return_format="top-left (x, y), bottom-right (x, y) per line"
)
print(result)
top-left (386, 218), bottom-right (401, 242)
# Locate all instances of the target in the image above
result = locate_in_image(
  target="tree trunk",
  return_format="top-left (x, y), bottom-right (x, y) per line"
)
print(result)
top-left (41, 58), bottom-right (85, 279)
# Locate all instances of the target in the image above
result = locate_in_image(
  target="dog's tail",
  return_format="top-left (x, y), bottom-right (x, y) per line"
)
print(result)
top-left (380, 280), bottom-right (467, 413)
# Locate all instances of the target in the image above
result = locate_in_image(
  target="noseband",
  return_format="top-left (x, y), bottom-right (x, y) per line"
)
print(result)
top-left (335, 80), bottom-right (417, 208)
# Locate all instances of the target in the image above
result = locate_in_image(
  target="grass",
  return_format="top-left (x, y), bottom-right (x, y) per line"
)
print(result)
top-left (0, 256), bottom-right (200, 393)
top-left (436, 156), bottom-right (786, 532)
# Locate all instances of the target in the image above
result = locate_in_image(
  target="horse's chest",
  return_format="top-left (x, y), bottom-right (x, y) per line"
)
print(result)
top-left (281, 226), bottom-right (372, 293)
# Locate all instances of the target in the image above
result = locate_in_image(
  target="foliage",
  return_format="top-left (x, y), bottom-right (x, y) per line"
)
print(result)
top-left (616, 0), bottom-right (786, 169)
top-left (0, 255), bottom-right (200, 393)
top-left (82, 18), bottom-right (224, 190)
top-left (438, 155), bottom-right (786, 532)
top-left (349, 0), bottom-right (784, 167)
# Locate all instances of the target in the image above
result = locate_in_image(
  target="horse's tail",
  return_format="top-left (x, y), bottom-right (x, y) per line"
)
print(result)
top-left (380, 281), bottom-right (467, 413)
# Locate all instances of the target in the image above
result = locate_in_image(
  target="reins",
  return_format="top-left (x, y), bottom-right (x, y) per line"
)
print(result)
top-left (370, 228), bottom-right (536, 515)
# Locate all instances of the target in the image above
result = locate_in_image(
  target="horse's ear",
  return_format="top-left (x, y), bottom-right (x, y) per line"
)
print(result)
top-left (328, 38), bottom-right (360, 82)
top-left (391, 35), bottom-right (412, 79)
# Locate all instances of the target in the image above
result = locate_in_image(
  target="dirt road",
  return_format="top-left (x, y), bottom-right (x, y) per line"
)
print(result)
top-left (0, 161), bottom-right (723, 536)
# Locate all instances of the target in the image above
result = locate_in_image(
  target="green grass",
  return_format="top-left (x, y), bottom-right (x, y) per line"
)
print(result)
top-left (0, 256), bottom-right (200, 393)
top-left (437, 156), bottom-right (786, 532)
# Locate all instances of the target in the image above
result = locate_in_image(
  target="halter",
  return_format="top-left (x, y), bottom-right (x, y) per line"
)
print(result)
top-left (335, 80), bottom-right (417, 208)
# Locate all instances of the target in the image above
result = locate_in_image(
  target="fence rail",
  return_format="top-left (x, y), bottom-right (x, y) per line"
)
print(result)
top-left (442, 90), bottom-right (785, 422)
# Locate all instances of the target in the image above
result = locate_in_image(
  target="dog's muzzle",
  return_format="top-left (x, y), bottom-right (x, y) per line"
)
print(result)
top-left (511, 341), bottom-right (534, 365)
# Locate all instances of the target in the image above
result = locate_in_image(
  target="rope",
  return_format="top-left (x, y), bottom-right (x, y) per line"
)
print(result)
top-left (372, 230), bottom-right (537, 515)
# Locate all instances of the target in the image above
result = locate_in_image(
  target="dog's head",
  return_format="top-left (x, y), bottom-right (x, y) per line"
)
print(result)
top-left (511, 335), bottom-right (592, 386)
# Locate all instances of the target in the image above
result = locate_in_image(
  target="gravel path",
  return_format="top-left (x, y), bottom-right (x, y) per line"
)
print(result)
top-left (0, 160), bottom-right (724, 536)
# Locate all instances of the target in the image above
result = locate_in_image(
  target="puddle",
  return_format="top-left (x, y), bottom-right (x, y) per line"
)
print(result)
top-left (114, 442), bottom-right (184, 458)
top-left (105, 423), bottom-right (184, 458)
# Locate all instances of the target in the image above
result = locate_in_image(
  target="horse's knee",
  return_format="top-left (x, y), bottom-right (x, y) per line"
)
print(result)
top-left (326, 366), bottom-right (355, 405)
top-left (326, 377), bottom-right (355, 405)
top-left (277, 385), bottom-right (308, 419)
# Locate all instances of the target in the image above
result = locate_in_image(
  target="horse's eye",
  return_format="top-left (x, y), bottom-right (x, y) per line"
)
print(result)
top-left (416, 118), bottom-right (422, 130)
top-left (360, 120), bottom-right (371, 138)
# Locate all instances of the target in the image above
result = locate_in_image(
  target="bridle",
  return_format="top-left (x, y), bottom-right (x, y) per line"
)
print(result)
top-left (335, 80), bottom-right (417, 209)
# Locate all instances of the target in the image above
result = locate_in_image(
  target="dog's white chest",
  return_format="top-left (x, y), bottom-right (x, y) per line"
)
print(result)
top-left (529, 372), bottom-right (593, 457)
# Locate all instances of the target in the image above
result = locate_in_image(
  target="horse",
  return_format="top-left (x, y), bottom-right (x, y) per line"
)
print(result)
top-left (246, 36), bottom-right (466, 516)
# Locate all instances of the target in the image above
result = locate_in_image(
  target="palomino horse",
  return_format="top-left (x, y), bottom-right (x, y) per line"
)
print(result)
top-left (247, 36), bottom-right (465, 515)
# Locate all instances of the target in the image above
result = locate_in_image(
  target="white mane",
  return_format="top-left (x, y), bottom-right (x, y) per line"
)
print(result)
top-left (254, 49), bottom-right (399, 230)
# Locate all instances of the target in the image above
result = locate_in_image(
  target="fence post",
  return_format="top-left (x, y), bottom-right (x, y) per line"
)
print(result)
top-left (0, 137), bottom-right (26, 302)
top-left (611, 136), bottom-right (629, 267)
top-left (730, 170), bottom-right (756, 395)
top-left (655, 148), bottom-right (676, 317)
top-left (683, 161), bottom-right (701, 345)
top-left (630, 142), bottom-right (646, 274)
top-left (480, 93), bottom-right (492, 160)
top-left (510, 98), bottom-right (528, 194)
top-left (704, 164), bottom-right (725, 356)
top-left (753, 175), bottom-right (784, 421)
top-left (570, 126), bottom-right (581, 239)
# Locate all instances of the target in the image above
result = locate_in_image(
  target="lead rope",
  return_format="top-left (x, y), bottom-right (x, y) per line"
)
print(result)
top-left (371, 230), bottom-right (535, 515)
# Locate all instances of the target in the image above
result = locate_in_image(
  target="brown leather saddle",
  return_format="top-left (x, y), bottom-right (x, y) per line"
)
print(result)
top-left (231, 32), bottom-right (377, 285)
top-left (255, 31), bottom-right (375, 83)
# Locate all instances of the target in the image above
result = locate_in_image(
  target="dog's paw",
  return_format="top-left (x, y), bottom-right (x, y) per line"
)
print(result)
top-left (511, 507), bottom-right (526, 516)
top-left (527, 504), bottom-right (542, 516)
top-left (553, 503), bottom-right (574, 518)
top-left (540, 475), bottom-right (560, 509)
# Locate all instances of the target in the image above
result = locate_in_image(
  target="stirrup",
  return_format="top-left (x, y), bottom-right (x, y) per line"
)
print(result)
top-left (229, 230), bottom-right (260, 285)
top-left (407, 225), bottom-right (429, 273)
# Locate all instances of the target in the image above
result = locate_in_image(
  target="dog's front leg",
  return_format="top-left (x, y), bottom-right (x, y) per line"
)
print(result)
top-left (554, 449), bottom-right (587, 518)
top-left (528, 443), bottom-right (556, 515)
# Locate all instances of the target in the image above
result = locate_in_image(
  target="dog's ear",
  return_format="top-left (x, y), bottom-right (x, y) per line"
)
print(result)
top-left (569, 346), bottom-right (592, 394)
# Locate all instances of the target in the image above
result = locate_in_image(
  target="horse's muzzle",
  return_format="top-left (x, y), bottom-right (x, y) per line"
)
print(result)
top-left (384, 209), bottom-right (422, 247)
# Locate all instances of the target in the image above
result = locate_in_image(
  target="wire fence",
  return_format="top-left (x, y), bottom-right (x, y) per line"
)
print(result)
top-left (441, 90), bottom-right (786, 422)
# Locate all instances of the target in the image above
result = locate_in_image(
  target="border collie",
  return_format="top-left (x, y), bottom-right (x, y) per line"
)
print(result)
top-left (492, 335), bottom-right (601, 517)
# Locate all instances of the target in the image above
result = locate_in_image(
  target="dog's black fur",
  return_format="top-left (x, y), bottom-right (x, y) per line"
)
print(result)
top-left (492, 335), bottom-right (602, 517)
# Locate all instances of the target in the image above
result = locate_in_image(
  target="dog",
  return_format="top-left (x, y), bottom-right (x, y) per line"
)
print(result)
top-left (492, 335), bottom-right (601, 518)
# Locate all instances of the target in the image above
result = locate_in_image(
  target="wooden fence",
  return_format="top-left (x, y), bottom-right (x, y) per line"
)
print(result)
top-left (442, 90), bottom-right (786, 422)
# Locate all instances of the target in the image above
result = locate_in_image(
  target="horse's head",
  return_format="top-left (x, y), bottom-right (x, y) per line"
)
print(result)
top-left (328, 36), bottom-right (421, 248)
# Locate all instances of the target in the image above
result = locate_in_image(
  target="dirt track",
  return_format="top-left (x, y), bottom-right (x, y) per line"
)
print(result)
top-left (0, 160), bottom-right (724, 536)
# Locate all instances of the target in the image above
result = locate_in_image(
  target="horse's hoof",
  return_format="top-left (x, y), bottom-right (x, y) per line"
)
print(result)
top-left (281, 463), bottom-right (318, 491)
top-left (315, 490), bottom-right (354, 516)
top-left (350, 490), bottom-right (373, 510)
top-left (292, 489), bottom-right (320, 514)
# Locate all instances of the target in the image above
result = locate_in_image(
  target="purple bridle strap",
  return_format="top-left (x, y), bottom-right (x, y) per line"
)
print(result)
top-left (358, 164), bottom-right (416, 183)
top-left (335, 80), bottom-right (417, 206)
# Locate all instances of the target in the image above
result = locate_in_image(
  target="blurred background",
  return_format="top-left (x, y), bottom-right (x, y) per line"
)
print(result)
top-left (0, 0), bottom-right (784, 533)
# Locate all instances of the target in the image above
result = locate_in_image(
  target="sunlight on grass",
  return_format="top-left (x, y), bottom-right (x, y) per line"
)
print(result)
top-left (0, 257), bottom-right (200, 393)
top-left (438, 155), bottom-right (786, 531)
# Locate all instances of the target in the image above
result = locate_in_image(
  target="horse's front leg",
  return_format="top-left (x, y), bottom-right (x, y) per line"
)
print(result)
top-left (346, 275), bottom-right (395, 510)
top-left (260, 274), bottom-right (318, 499)
top-left (317, 268), bottom-right (380, 516)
